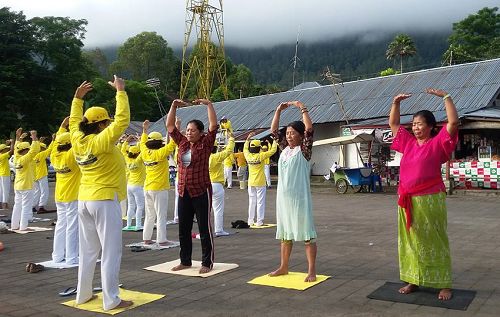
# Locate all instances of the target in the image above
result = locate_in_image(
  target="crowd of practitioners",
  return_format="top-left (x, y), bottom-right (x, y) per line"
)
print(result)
top-left (0, 76), bottom-right (459, 309)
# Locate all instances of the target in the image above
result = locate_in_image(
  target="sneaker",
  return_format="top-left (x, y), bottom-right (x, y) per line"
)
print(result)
top-left (256, 222), bottom-right (264, 226)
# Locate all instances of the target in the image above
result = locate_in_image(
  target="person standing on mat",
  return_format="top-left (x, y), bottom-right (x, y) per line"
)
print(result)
top-left (166, 98), bottom-right (217, 274)
top-left (70, 76), bottom-right (132, 310)
top-left (11, 129), bottom-right (40, 231)
top-left (268, 101), bottom-right (317, 282)
top-left (51, 117), bottom-right (81, 265)
top-left (32, 136), bottom-right (54, 214)
top-left (120, 135), bottom-right (146, 231)
top-left (140, 120), bottom-right (176, 245)
top-left (0, 139), bottom-right (14, 210)
top-left (209, 133), bottom-right (235, 236)
top-left (243, 133), bottom-right (277, 226)
top-left (389, 88), bottom-right (459, 301)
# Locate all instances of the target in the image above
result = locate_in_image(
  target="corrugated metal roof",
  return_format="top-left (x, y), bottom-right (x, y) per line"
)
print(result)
top-left (151, 58), bottom-right (500, 134)
top-left (463, 106), bottom-right (500, 119)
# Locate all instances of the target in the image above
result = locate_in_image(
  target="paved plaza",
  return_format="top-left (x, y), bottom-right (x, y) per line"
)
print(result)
top-left (0, 184), bottom-right (499, 317)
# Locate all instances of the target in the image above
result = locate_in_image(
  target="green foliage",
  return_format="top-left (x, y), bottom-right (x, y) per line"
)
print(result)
top-left (380, 67), bottom-right (399, 76)
top-left (385, 34), bottom-right (417, 73)
top-left (444, 7), bottom-right (500, 64)
top-left (83, 48), bottom-right (110, 77)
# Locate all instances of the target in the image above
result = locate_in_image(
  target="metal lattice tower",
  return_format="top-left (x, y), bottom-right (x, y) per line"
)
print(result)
top-left (180, 0), bottom-right (228, 100)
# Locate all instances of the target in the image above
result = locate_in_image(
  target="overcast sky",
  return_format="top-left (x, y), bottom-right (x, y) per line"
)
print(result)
top-left (2, 0), bottom-right (495, 48)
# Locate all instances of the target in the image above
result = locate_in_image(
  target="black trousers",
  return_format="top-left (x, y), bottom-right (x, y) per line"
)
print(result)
top-left (178, 188), bottom-right (214, 268)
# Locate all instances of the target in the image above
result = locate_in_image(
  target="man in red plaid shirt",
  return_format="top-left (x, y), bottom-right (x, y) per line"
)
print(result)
top-left (167, 98), bottom-right (217, 274)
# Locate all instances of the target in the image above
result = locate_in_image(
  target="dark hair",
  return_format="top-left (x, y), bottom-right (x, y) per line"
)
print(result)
top-left (17, 149), bottom-right (29, 156)
top-left (287, 121), bottom-right (305, 136)
top-left (212, 145), bottom-right (218, 154)
top-left (413, 110), bottom-right (438, 137)
top-left (128, 152), bottom-right (139, 159)
top-left (57, 144), bottom-right (72, 152)
top-left (79, 117), bottom-right (107, 136)
top-left (187, 120), bottom-right (204, 132)
top-left (249, 146), bottom-right (260, 154)
top-left (145, 139), bottom-right (164, 150)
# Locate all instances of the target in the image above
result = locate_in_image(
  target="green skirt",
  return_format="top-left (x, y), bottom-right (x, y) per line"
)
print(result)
top-left (398, 192), bottom-right (452, 288)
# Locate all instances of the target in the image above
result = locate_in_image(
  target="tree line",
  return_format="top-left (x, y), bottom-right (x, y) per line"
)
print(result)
top-left (1, 6), bottom-right (498, 140)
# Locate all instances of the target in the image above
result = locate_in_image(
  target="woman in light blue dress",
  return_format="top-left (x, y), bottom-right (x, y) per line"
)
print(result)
top-left (269, 101), bottom-right (317, 282)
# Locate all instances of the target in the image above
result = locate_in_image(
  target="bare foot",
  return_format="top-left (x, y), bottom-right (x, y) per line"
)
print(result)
top-left (143, 240), bottom-right (153, 245)
top-left (158, 241), bottom-right (171, 246)
top-left (199, 266), bottom-right (212, 274)
top-left (438, 288), bottom-right (452, 301)
top-left (171, 263), bottom-right (191, 271)
top-left (113, 300), bottom-right (133, 309)
top-left (304, 273), bottom-right (317, 282)
top-left (399, 283), bottom-right (418, 294)
top-left (268, 267), bottom-right (288, 277)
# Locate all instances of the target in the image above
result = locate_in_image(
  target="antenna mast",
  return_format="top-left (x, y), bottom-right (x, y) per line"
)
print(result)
top-left (291, 25), bottom-right (301, 89)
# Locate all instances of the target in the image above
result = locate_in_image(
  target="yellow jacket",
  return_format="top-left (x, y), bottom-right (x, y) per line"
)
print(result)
top-left (121, 142), bottom-right (146, 186)
top-left (223, 153), bottom-right (234, 168)
top-left (243, 139), bottom-right (277, 187)
top-left (140, 133), bottom-right (176, 191)
top-left (0, 152), bottom-right (11, 177)
top-left (13, 141), bottom-right (40, 190)
top-left (234, 152), bottom-right (247, 167)
top-left (209, 138), bottom-right (235, 184)
top-left (69, 91), bottom-right (130, 201)
top-left (34, 142), bottom-right (54, 180)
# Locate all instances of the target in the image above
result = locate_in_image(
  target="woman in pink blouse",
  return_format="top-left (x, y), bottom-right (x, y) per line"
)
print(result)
top-left (389, 88), bottom-right (459, 301)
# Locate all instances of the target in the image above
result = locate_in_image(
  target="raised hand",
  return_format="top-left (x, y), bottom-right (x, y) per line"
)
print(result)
top-left (108, 75), bottom-right (125, 91)
top-left (393, 93), bottom-right (412, 104)
top-left (288, 101), bottom-right (305, 109)
top-left (247, 131), bottom-right (256, 140)
top-left (277, 102), bottom-right (290, 111)
top-left (16, 128), bottom-right (23, 139)
top-left (426, 88), bottom-right (447, 98)
top-left (61, 116), bottom-right (70, 129)
top-left (143, 120), bottom-right (150, 132)
top-left (172, 99), bottom-right (188, 108)
top-left (30, 130), bottom-right (37, 140)
top-left (193, 98), bottom-right (211, 105)
top-left (74, 81), bottom-right (93, 99)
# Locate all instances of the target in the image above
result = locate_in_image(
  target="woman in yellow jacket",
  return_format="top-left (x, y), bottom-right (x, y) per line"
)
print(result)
top-left (243, 133), bottom-right (278, 226)
top-left (140, 120), bottom-right (176, 245)
top-left (32, 137), bottom-right (54, 213)
top-left (50, 117), bottom-right (81, 265)
top-left (11, 129), bottom-right (40, 231)
top-left (0, 139), bottom-right (14, 210)
top-left (121, 135), bottom-right (145, 230)
top-left (69, 76), bottom-right (132, 311)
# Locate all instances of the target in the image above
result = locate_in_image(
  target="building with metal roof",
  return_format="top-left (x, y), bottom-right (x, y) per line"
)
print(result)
top-left (151, 58), bottom-right (500, 175)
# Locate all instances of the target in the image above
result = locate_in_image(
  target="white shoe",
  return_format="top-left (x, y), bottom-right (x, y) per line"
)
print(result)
top-left (215, 231), bottom-right (230, 237)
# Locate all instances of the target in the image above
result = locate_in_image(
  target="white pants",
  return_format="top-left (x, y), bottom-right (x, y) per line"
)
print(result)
top-left (224, 167), bottom-right (233, 188)
top-left (173, 182), bottom-right (179, 222)
top-left (11, 189), bottom-right (34, 230)
top-left (264, 165), bottom-right (271, 187)
top-left (52, 201), bottom-right (79, 264)
top-left (0, 176), bottom-right (10, 204)
top-left (76, 199), bottom-right (122, 311)
top-left (247, 186), bottom-right (267, 226)
top-left (237, 166), bottom-right (248, 181)
top-left (143, 190), bottom-right (168, 243)
top-left (126, 185), bottom-right (144, 228)
top-left (211, 183), bottom-right (225, 233)
top-left (120, 199), bottom-right (127, 218)
top-left (33, 176), bottom-right (49, 207)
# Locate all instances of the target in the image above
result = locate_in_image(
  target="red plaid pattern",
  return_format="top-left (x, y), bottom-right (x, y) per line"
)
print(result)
top-left (170, 127), bottom-right (216, 197)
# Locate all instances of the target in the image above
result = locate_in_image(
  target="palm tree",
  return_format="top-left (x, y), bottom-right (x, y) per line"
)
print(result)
top-left (386, 34), bottom-right (417, 73)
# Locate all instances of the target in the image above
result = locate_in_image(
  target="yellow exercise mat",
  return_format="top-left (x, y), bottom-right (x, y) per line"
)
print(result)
top-left (144, 259), bottom-right (238, 278)
top-left (250, 223), bottom-right (277, 229)
top-left (248, 272), bottom-right (330, 290)
top-left (9, 226), bottom-right (53, 234)
top-left (62, 288), bottom-right (164, 315)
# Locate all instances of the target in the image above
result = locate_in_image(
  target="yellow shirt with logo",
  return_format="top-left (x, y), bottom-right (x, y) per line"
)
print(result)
top-left (34, 142), bottom-right (54, 180)
top-left (140, 133), bottom-right (176, 191)
top-left (51, 147), bottom-right (81, 203)
top-left (13, 141), bottom-right (40, 190)
top-left (209, 138), bottom-right (235, 184)
top-left (121, 142), bottom-right (146, 186)
top-left (0, 152), bottom-right (11, 177)
top-left (243, 139), bottom-right (277, 187)
top-left (69, 91), bottom-right (130, 201)
top-left (234, 152), bottom-right (247, 167)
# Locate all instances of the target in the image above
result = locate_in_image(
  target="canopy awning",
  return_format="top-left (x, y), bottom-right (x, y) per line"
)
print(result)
top-left (312, 133), bottom-right (374, 147)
